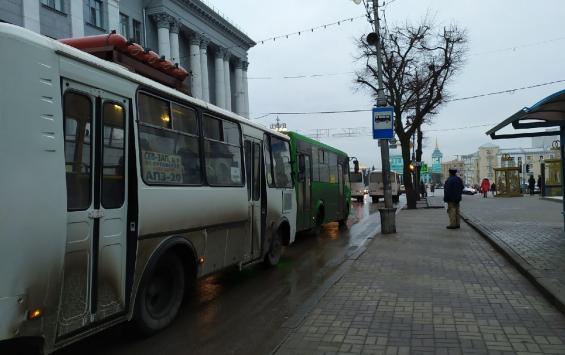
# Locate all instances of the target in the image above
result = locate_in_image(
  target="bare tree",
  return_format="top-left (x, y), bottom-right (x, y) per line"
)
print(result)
top-left (356, 19), bottom-right (467, 209)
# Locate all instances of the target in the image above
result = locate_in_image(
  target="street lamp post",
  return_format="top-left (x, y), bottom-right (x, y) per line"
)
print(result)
top-left (360, 0), bottom-right (396, 233)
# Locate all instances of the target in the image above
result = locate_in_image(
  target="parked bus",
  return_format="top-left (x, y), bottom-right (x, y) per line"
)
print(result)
top-left (368, 171), bottom-right (401, 203)
top-left (0, 24), bottom-right (296, 354)
top-left (286, 132), bottom-right (351, 233)
top-left (350, 171), bottom-right (365, 202)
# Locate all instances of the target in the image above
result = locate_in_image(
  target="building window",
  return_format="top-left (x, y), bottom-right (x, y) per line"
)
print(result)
top-left (132, 19), bottom-right (142, 44)
top-left (88, 0), bottom-right (103, 28)
top-left (119, 13), bottom-right (129, 38)
top-left (41, 0), bottom-right (64, 12)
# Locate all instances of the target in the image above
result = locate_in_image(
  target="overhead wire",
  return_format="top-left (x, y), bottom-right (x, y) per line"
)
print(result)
top-left (251, 78), bottom-right (565, 119)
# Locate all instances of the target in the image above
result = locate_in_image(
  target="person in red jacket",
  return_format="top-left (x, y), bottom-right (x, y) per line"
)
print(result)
top-left (480, 178), bottom-right (490, 198)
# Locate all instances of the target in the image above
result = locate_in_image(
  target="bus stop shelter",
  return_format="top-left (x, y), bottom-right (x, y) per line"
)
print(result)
top-left (486, 89), bottom-right (565, 230)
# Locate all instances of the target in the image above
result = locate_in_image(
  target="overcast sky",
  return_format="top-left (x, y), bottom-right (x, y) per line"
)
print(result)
top-left (211, 0), bottom-right (565, 168)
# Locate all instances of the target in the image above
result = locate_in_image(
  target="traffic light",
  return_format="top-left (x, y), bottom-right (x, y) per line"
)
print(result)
top-left (409, 163), bottom-right (415, 172)
top-left (526, 164), bottom-right (530, 173)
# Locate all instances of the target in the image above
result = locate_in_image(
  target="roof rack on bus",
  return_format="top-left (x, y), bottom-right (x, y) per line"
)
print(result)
top-left (59, 31), bottom-right (190, 93)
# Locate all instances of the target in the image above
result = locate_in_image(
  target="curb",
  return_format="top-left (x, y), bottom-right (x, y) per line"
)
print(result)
top-left (461, 212), bottom-right (565, 315)
top-left (541, 197), bottom-right (563, 204)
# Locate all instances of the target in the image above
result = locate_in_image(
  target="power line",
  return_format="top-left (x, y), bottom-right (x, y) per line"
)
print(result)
top-left (255, 15), bottom-right (366, 45)
top-left (251, 78), bottom-right (565, 119)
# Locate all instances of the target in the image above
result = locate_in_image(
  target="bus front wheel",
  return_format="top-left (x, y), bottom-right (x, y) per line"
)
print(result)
top-left (264, 229), bottom-right (283, 267)
top-left (134, 252), bottom-right (185, 336)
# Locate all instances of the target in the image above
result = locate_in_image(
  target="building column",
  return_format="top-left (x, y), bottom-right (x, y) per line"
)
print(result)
top-left (223, 52), bottom-right (232, 111)
top-left (152, 14), bottom-right (172, 60)
top-left (22, 0), bottom-right (40, 33)
top-left (189, 34), bottom-right (203, 99)
top-left (200, 38), bottom-right (210, 102)
top-left (169, 20), bottom-right (180, 63)
top-left (70, 0), bottom-right (84, 37)
top-left (214, 49), bottom-right (226, 108)
top-left (234, 59), bottom-right (244, 116)
top-left (107, 0), bottom-right (120, 33)
top-left (242, 61), bottom-right (250, 118)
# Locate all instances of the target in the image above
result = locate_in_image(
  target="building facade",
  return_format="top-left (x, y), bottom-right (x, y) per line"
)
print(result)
top-left (0, 0), bottom-right (254, 117)
top-left (461, 152), bottom-right (479, 186)
top-left (441, 160), bottom-right (465, 183)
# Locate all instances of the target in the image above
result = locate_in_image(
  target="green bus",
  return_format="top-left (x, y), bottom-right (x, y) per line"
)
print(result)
top-left (286, 132), bottom-right (351, 233)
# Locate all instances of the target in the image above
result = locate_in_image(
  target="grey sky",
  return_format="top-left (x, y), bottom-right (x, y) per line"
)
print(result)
top-left (212, 0), bottom-right (565, 168)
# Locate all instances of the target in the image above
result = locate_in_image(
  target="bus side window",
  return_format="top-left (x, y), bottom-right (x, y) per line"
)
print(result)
top-left (137, 93), bottom-right (201, 186)
top-left (271, 137), bottom-right (292, 188)
top-left (311, 146), bottom-right (319, 182)
top-left (64, 92), bottom-right (93, 211)
top-left (203, 115), bottom-right (243, 186)
top-left (264, 136), bottom-right (274, 186)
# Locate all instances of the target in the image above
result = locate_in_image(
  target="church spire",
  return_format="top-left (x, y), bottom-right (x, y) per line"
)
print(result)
top-left (435, 138), bottom-right (438, 150)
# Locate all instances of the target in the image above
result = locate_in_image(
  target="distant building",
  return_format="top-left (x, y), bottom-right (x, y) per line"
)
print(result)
top-left (461, 152), bottom-right (479, 186)
top-left (390, 150), bottom-right (404, 179)
top-left (431, 139), bottom-right (443, 184)
top-left (477, 143), bottom-right (499, 181)
top-left (532, 129), bottom-right (560, 149)
top-left (441, 160), bottom-right (465, 183)
top-left (460, 139), bottom-right (561, 187)
top-left (0, 0), bottom-right (255, 116)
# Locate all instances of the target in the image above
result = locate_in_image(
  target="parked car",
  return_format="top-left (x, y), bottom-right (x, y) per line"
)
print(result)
top-left (462, 186), bottom-right (477, 195)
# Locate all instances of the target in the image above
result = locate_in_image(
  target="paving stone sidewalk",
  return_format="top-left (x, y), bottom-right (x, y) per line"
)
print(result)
top-left (458, 195), bottom-right (565, 315)
top-left (274, 207), bottom-right (565, 355)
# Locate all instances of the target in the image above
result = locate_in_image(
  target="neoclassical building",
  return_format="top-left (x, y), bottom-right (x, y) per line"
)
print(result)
top-left (0, 0), bottom-right (254, 117)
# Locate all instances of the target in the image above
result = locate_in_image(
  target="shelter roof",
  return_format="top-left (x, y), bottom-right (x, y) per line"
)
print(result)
top-left (486, 89), bottom-right (565, 139)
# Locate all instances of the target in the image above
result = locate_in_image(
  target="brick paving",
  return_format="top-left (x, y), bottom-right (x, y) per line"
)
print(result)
top-left (274, 207), bottom-right (565, 355)
top-left (459, 195), bottom-right (565, 315)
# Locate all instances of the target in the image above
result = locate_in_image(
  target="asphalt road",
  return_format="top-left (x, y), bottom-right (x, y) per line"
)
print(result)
top-left (55, 196), bottom-right (392, 355)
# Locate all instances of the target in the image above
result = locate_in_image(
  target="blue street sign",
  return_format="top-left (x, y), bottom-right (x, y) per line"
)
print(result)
top-left (372, 106), bottom-right (394, 140)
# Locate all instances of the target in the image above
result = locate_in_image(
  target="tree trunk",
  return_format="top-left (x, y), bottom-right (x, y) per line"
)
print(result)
top-left (400, 136), bottom-right (417, 209)
top-left (415, 128), bottom-right (423, 199)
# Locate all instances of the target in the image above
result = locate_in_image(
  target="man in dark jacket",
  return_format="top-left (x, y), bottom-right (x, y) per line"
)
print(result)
top-left (444, 168), bottom-right (464, 229)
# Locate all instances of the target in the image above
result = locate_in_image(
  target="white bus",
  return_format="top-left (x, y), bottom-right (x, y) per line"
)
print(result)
top-left (350, 171), bottom-right (365, 202)
top-left (368, 171), bottom-right (401, 203)
top-left (0, 24), bottom-right (296, 354)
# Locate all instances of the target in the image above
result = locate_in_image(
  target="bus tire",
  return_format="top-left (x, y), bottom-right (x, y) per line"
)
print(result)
top-left (372, 196), bottom-right (379, 203)
top-left (356, 196), bottom-right (363, 203)
top-left (133, 252), bottom-right (185, 336)
top-left (264, 229), bottom-right (283, 267)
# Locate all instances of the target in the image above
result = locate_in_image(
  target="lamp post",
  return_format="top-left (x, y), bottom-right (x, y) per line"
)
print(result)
top-left (353, 0), bottom-right (396, 233)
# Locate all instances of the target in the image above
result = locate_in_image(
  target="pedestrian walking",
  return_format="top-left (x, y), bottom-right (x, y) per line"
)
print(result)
top-left (420, 180), bottom-right (427, 198)
top-left (480, 178), bottom-right (490, 198)
top-left (537, 175), bottom-right (543, 195)
top-left (444, 168), bottom-right (464, 229)
top-left (490, 183), bottom-right (496, 197)
top-left (528, 175), bottom-right (536, 196)
top-left (430, 184), bottom-right (435, 196)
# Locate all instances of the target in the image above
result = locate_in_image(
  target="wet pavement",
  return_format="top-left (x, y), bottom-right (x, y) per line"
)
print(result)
top-left (55, 196), bottom-right (393, 355)
top-left (275, 206), bottom-right (565, 355)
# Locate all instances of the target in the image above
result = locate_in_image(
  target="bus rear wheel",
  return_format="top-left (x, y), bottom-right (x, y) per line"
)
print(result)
top-left (134, 252), bottom-right (185, 336)
top-left (264, 229), bottom-right (283, 267)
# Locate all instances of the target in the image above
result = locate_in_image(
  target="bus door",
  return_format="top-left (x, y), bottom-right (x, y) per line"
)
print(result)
top-left (58, 80), bottom-right (129, 337)
top-left (337, 164), bottom-right (344, 217)
top-left (298, 154), bottom-right (312, 229)
top-left (244, 137), bottom-right (264, 261)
